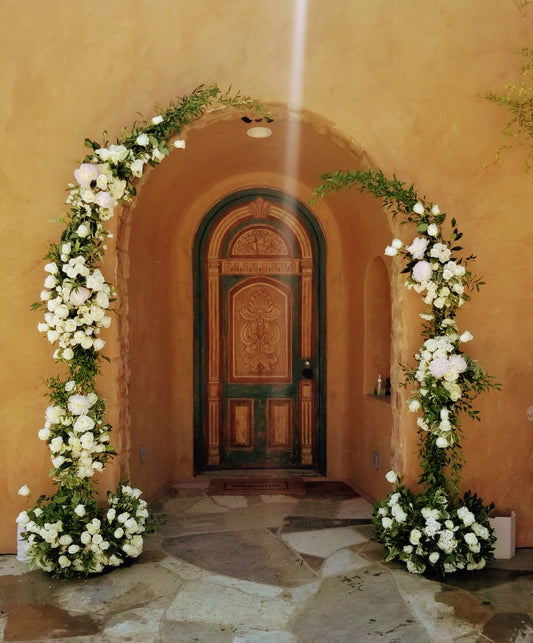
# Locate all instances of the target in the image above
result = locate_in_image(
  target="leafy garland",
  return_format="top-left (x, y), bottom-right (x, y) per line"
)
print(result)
top-left (312, 170), bottom-right (500, 576)
top-left (17, 85), bottom-right (268, 578)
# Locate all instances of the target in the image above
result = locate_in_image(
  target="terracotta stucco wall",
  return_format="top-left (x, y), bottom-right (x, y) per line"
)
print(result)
top-left (1, 0), bottom-right (532, 552)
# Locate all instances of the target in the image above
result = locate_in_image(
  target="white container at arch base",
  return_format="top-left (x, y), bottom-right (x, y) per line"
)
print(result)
top-left (489, 510), bottom-right (516, 559)
top-left (16, 521), bottom-right (31, 563)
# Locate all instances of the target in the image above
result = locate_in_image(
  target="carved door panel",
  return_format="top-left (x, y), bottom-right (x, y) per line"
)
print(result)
top-left (203, 196), bottom-right (318, 469)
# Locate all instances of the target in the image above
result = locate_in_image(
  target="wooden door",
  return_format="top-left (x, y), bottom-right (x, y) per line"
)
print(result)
top-left (198, 194), bottom-right (321, 469)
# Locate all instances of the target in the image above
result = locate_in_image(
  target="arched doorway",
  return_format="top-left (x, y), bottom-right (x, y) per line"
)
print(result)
top-left (194, 188), bottom-right (326, 472)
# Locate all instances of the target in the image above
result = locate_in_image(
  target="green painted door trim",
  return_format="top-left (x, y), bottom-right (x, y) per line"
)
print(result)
top-left (193, 188), bottom-right (326, 473)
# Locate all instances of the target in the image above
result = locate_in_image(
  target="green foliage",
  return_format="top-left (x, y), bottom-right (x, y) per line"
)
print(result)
top-left (486, 47), bottom-right (533, 168)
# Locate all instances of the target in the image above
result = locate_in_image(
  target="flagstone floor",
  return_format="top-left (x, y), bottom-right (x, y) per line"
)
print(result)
top-left (1, 477), bottom-right (533, 642)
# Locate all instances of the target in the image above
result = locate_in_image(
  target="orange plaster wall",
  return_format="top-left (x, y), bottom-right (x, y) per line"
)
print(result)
top-left (1, 0), bottom-right (533, 552)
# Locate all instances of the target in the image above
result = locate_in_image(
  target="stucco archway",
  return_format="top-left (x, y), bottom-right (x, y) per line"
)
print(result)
top-left (117, 107), bottom-right (398, 502)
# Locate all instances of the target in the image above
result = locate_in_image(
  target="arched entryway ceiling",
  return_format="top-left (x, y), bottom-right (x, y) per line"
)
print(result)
top-left (119, 107), bottom-right (397, 500)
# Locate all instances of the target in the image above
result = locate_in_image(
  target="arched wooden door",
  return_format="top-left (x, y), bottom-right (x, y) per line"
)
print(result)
top-left (194, 190), bottom-right (325, 471)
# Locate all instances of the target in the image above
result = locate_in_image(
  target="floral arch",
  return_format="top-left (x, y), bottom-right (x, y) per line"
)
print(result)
top-left (17, 85), bottom-right (499, 578)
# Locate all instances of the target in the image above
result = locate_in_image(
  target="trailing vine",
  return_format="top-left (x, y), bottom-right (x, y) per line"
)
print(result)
top-left (17, 84), bottom-right (268, 578)
top-left (312, 169), bottom-right (500, 575)
top-left (486, 47), bottom-right (533, 168)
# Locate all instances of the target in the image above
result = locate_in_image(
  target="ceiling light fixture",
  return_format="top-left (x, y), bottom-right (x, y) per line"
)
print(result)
top-left (246, 126), bottom-right (272, 139)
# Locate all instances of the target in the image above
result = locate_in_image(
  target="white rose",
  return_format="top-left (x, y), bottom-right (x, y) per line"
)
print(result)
top-left (427, 223), bottom-right (438, 237)
top-left (40, 290), bottom-right (52, 301)
top-left (436, 436), bottom-right (448, 448)
top-left (50, 436), bottom-right (63, 453)
top-left (136, 133), bottom-right (149, 146)
top-left (68, 544), bottom-right (80, 554)
top-left (107, 508), bottom-right (116, 521)
top-left (77, 224), bottom-right (91, 238)
top-left (80, 432), bottom-right (94, 450)
top-left (429, 552), bottom-right (440, 564)
top-left (45, 405), bottom-right (64, 424)
top-left (173, 139), bottom-right (186, 149)
top-left (95, 291), bottom-right (109, 308)
top-left (38, 427), bottom-right (50, 441)
top-left (384, 245), bottom-right (398, 256)
top-left (130, 159), bottom-right (144, 178)
top-left (114, 527), bottom-right (124, 539)
top-left (413, 202), bottom-right (425, 215)
top-left (152, 148), bottom-right (165, 162)
top-left (409, 529), bottom-right (423, 545)
top-left (152, 115), bottom-right (164, 124)
top-left (68, 394), bottom-right (91, 416)
top-left (73, 415), bottom-right (95, 433)
top-left (406, 237), bottom-right (428, 260)
top-left (382, 517), bottom-right (393, 529)
top-left (80, 187), bottom-right (95, 204)
top-left (459, 331), bottom-right (473, 343)
top-left (51, 455), bottom-right (65, 468)
top-left (80, 530), bottom-right (91, 544)
top-left (408, 400), bottom-right (420, 413)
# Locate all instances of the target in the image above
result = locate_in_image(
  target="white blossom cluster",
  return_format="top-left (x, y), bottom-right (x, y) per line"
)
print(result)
top-left (38, 116), bottom-right (186, 363)
top-left (377, 475), bottom-right (492, 575)
top-left (39, 383), bottom-right (111, 481)
top-left (38, 259), bottom-right (112, 361)
top-left (17, 485), bottom-right (148, 574)
top-left (384, 201), bottom-right (479, 450)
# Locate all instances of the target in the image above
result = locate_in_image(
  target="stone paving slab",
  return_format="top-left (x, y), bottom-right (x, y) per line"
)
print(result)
top-left (162, 528), bottom-right (316, 586)
top-left (2, 484), bottom-right (533, 643)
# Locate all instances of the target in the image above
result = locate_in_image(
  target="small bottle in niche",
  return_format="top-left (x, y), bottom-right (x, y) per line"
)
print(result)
top-left (374, 374), bottom-right (385, 397)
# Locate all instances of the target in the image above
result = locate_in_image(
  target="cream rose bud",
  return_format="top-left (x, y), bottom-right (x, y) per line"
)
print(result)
top-left (385, 470), bottom-right (398, 484)
top-left (136, 133), bottom-right (149, 146)
top-left (43, 274), bottom-right (57, 289)
top-left (92, 338), bottom-right (105, 352)
top-left (436, 436), bottom-right (448, 448)
top-left (40, 290), bottom-right (53, 301)
top-left (173, 139), bottom-right (186, 149)
top-left (44, 262), bottom-right (58, 274)
top-left (51, 455), bottom-right (65, 468)
top-left (413, 202), bottom-right (425, 215)
top-left (152, 115), bottom-right (164, 125)
top-left (459, 331), bottom-right (473, 343)
top-left (18, 485), bottom-right (30, 497)
top-left (427, 223), bottom-right (438, 237)
top-left (38, 427), bottom-right (50, 441)
top-left (152, 148), bottom-right (165, 162)
top-left (130, 159), bottom-right (144, 177)
top-left (431, 204), bottom-right (441, 215)
top-left (37, 322), bottom-right (49, 333)
top-left (61, 242), bottom-right (72, 255)
top-left (77, 223), bottom-right (91, 238)
top-left (74, 504), bottom-right (86, 517)
top-left (384, 245), bottom-right (398, 256)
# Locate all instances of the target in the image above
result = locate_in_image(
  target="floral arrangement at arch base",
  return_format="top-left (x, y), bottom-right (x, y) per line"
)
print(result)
top-left (17, 85), bottom-right (268, 578)
top-left (312, 170), bottom-right (500, 576)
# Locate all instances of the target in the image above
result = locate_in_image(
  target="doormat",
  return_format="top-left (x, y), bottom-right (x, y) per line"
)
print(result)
top-left (208, 477), bottom-right (306, 496)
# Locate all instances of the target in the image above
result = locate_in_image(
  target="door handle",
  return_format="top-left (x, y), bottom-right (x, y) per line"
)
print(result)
top-left (302, 360), bottom-right (314, 380)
